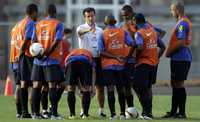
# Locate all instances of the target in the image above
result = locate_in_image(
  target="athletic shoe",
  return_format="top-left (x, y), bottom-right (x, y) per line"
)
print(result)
top-left (80, 112), bottom-right (84, 118)
top-left (110, 113), bottom-right (117, 120)
top-left (162, 112), bottom-right (177, 118)
top-left (99, 112), bottom-right (106, 118)
top-left (21, 113), bottom-right (32, 118)
top-left (32, 114), bottom-right (43, 119)
top-left (176, 113), bottom-right (187, 119)
top-left (16, 114), bottom-right (21, 119)
top-left (41, 111), bottom-right (49, 119)
top-left (68, 115), bottom-right (75, 119)
top-left (51, 114), bottom-right (64, 120)
top-left (139, 114), bottom-right (153, 120)
top-left (119, 114), bottom-right (126, 120)
top-left (81, 114), bottom-right (89, 119)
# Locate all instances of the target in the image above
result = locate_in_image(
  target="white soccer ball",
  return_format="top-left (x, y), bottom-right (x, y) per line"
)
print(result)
top-left (125, 107), bottom-right (139, 119)
top-left (29, 43), bottom-right (44, 56)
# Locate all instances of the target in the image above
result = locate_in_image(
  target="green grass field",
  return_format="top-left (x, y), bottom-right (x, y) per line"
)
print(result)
top-left (0, 95), bottom-right (200, 122)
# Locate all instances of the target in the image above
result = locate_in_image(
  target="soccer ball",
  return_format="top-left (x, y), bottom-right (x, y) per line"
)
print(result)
top-left (29, 43), bottom-right (44, 56)
top-left (125, 107), bottom-right (139, 119)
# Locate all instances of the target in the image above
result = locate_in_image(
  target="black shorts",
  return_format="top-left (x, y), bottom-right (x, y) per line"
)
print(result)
top-left (13, 69), bottom-right (20, 85)
top-left (123, 63), bottom-right (135, 84)
top-left (170, 60), bottom-right (191, 81)
top-left (94, 57), bottom-right (104, 86)
top-left (103, 69), bottom-right (125, 86)
top-left (134, 64), bottom-right (157, 88)
top-left (18, 54), bottom-right (33, 84)
top-left (31, 64), bottom-right (63, 82)
top-left (65, 61), bottom-right (92, 86)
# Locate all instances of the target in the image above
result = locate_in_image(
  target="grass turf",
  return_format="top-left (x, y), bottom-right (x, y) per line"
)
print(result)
top-left (0, 94), bottom-right (200, 122)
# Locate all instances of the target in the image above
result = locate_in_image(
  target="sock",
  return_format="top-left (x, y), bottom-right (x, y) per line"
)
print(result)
top-left (117, 87), bottom-right (126, 115)
top-left (148, 88), bottom-right (153, 115)
top-left (82, 91), bottom-right (91, 116)
top-left (67, 91), bottom-right (76, 116)
top-left (57, 87), bottom-right (65, 103)
top-left (134, 87), bottom-right (151, 116)
top-left (32, 88), bottom-right (41, 115)
top-left (125, 87), bottom-right (134, 107)
top-left (107, 91), bottom-right (115, 115)
top-left (16, 88), bottom-right (22, 114)
top-left (126, 95), bottom-right (134, 107)
top-left (179, 87), bottom-right (186, 115)
top-left (99, 108), bottom-right (104, 114)
top-left (49, 88), bottom-right (58, 116)
top-left (20, 88), bottom-right (28, 114)
top-left (171, 88), bottom-right (178, 114)
top-left (41, 90), bottom-right (48, 111)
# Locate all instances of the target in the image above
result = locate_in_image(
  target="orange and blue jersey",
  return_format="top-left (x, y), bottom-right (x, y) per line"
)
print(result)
top-left (118, 22), bottom-right (136, 64)
top-left (168, 16), bottom-right (192, 62)
top-left (33, 16), bottom-right (64, 66)
top-left (98, 25), bottom-right (134, 70)
top-left (12, 16), bottom-right (36, 57)
top-left (146, 22), bottom-right (164, 38)
top-left (10, 23), bottom-right (20, 70)
top-left (10, 17), bottom-right (35, 69)
top-left (65, 49), bottom-right (93, 66)
top-left (135, 23), bottom-right (163, 66)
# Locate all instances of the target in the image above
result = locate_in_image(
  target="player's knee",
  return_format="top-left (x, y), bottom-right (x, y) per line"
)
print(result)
top-left (171, 80), bottom-right (185, 88)
top-left (48, 82), bottom-right (56, 88)
top-left (32, 81), bottom-right (42, 88)
top-left (42, 85), bottom-right (49, 91)
top-left (81, 85), bottom-right (91, 92)
top-left (20, 81), bottom-right (27, 88)
top-left (107, 85), bottom-right (114, 92)
top-left (68, 85), bottom-right (75, 91)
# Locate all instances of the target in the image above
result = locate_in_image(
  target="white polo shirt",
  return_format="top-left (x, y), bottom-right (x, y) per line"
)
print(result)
top-left (76, 23), bottom-right (103, 57)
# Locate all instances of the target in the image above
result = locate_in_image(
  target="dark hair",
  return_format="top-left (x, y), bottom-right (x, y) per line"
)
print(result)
top-left (26, 3), bottom-right (38, 15)
top-left (122, 4), bottom-right (133, 13)
top-left (133, 13), bottom-right (146, 24)
top-left (47, 4), bottom-right (57, 16)
top-left (104, 15), bottom-right (117, 26)
top-left (64, 28), bottom-right (72, 34)
top-left (82, 7), bottom-right (95, 15)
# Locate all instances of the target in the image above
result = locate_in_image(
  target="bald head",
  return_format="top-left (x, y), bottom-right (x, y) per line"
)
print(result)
top-left (175, 2), bottom-right (184, 14)
top-left (170, 2), bottom-right (185, 19)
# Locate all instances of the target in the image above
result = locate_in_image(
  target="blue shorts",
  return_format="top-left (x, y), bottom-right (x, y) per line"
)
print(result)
top-left (170, 60), bottom-right (191, 81)
top-left (134, 64), bottom-right (157, 88)
top-left (102, 69), bottom-right (125, 86)
top-left (65, 61), bottom-right (92, 86)
top-left (18, 54), bottom-right (33, 85)
top-left (31, 64), bottom-right (63, 83)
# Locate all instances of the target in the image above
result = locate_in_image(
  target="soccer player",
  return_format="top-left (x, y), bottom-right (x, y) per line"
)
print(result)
top-left (56, 27), bottom-right (72, 111)
top-left (98, 15), bottom-right (134, 120)
top-left (76, 7), bottom-right (106, 118)
top-left (118, 4), bottom-right (136, 109)
top-left (16, 3), bottom-right (38, 118)
top-left (10, 22), bottom-right (22, 118)
top-left (65, 49), bottom-right (93, 119)
top-left (132, 13), bottom-right (165, 120)
top-left (31, 4), bottom-right (64, 120)
top-left (163, 2), bottom-right (192, 118)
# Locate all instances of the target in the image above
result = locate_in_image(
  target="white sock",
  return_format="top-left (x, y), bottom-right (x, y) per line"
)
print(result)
top-left (99, 108), bottom-right (104, 114)
top-left (80, 108), bottom-right (84, 115)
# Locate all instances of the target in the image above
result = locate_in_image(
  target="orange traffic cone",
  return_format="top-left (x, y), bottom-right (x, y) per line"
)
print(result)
top-left (4, 76), bottom-right (13, 96)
